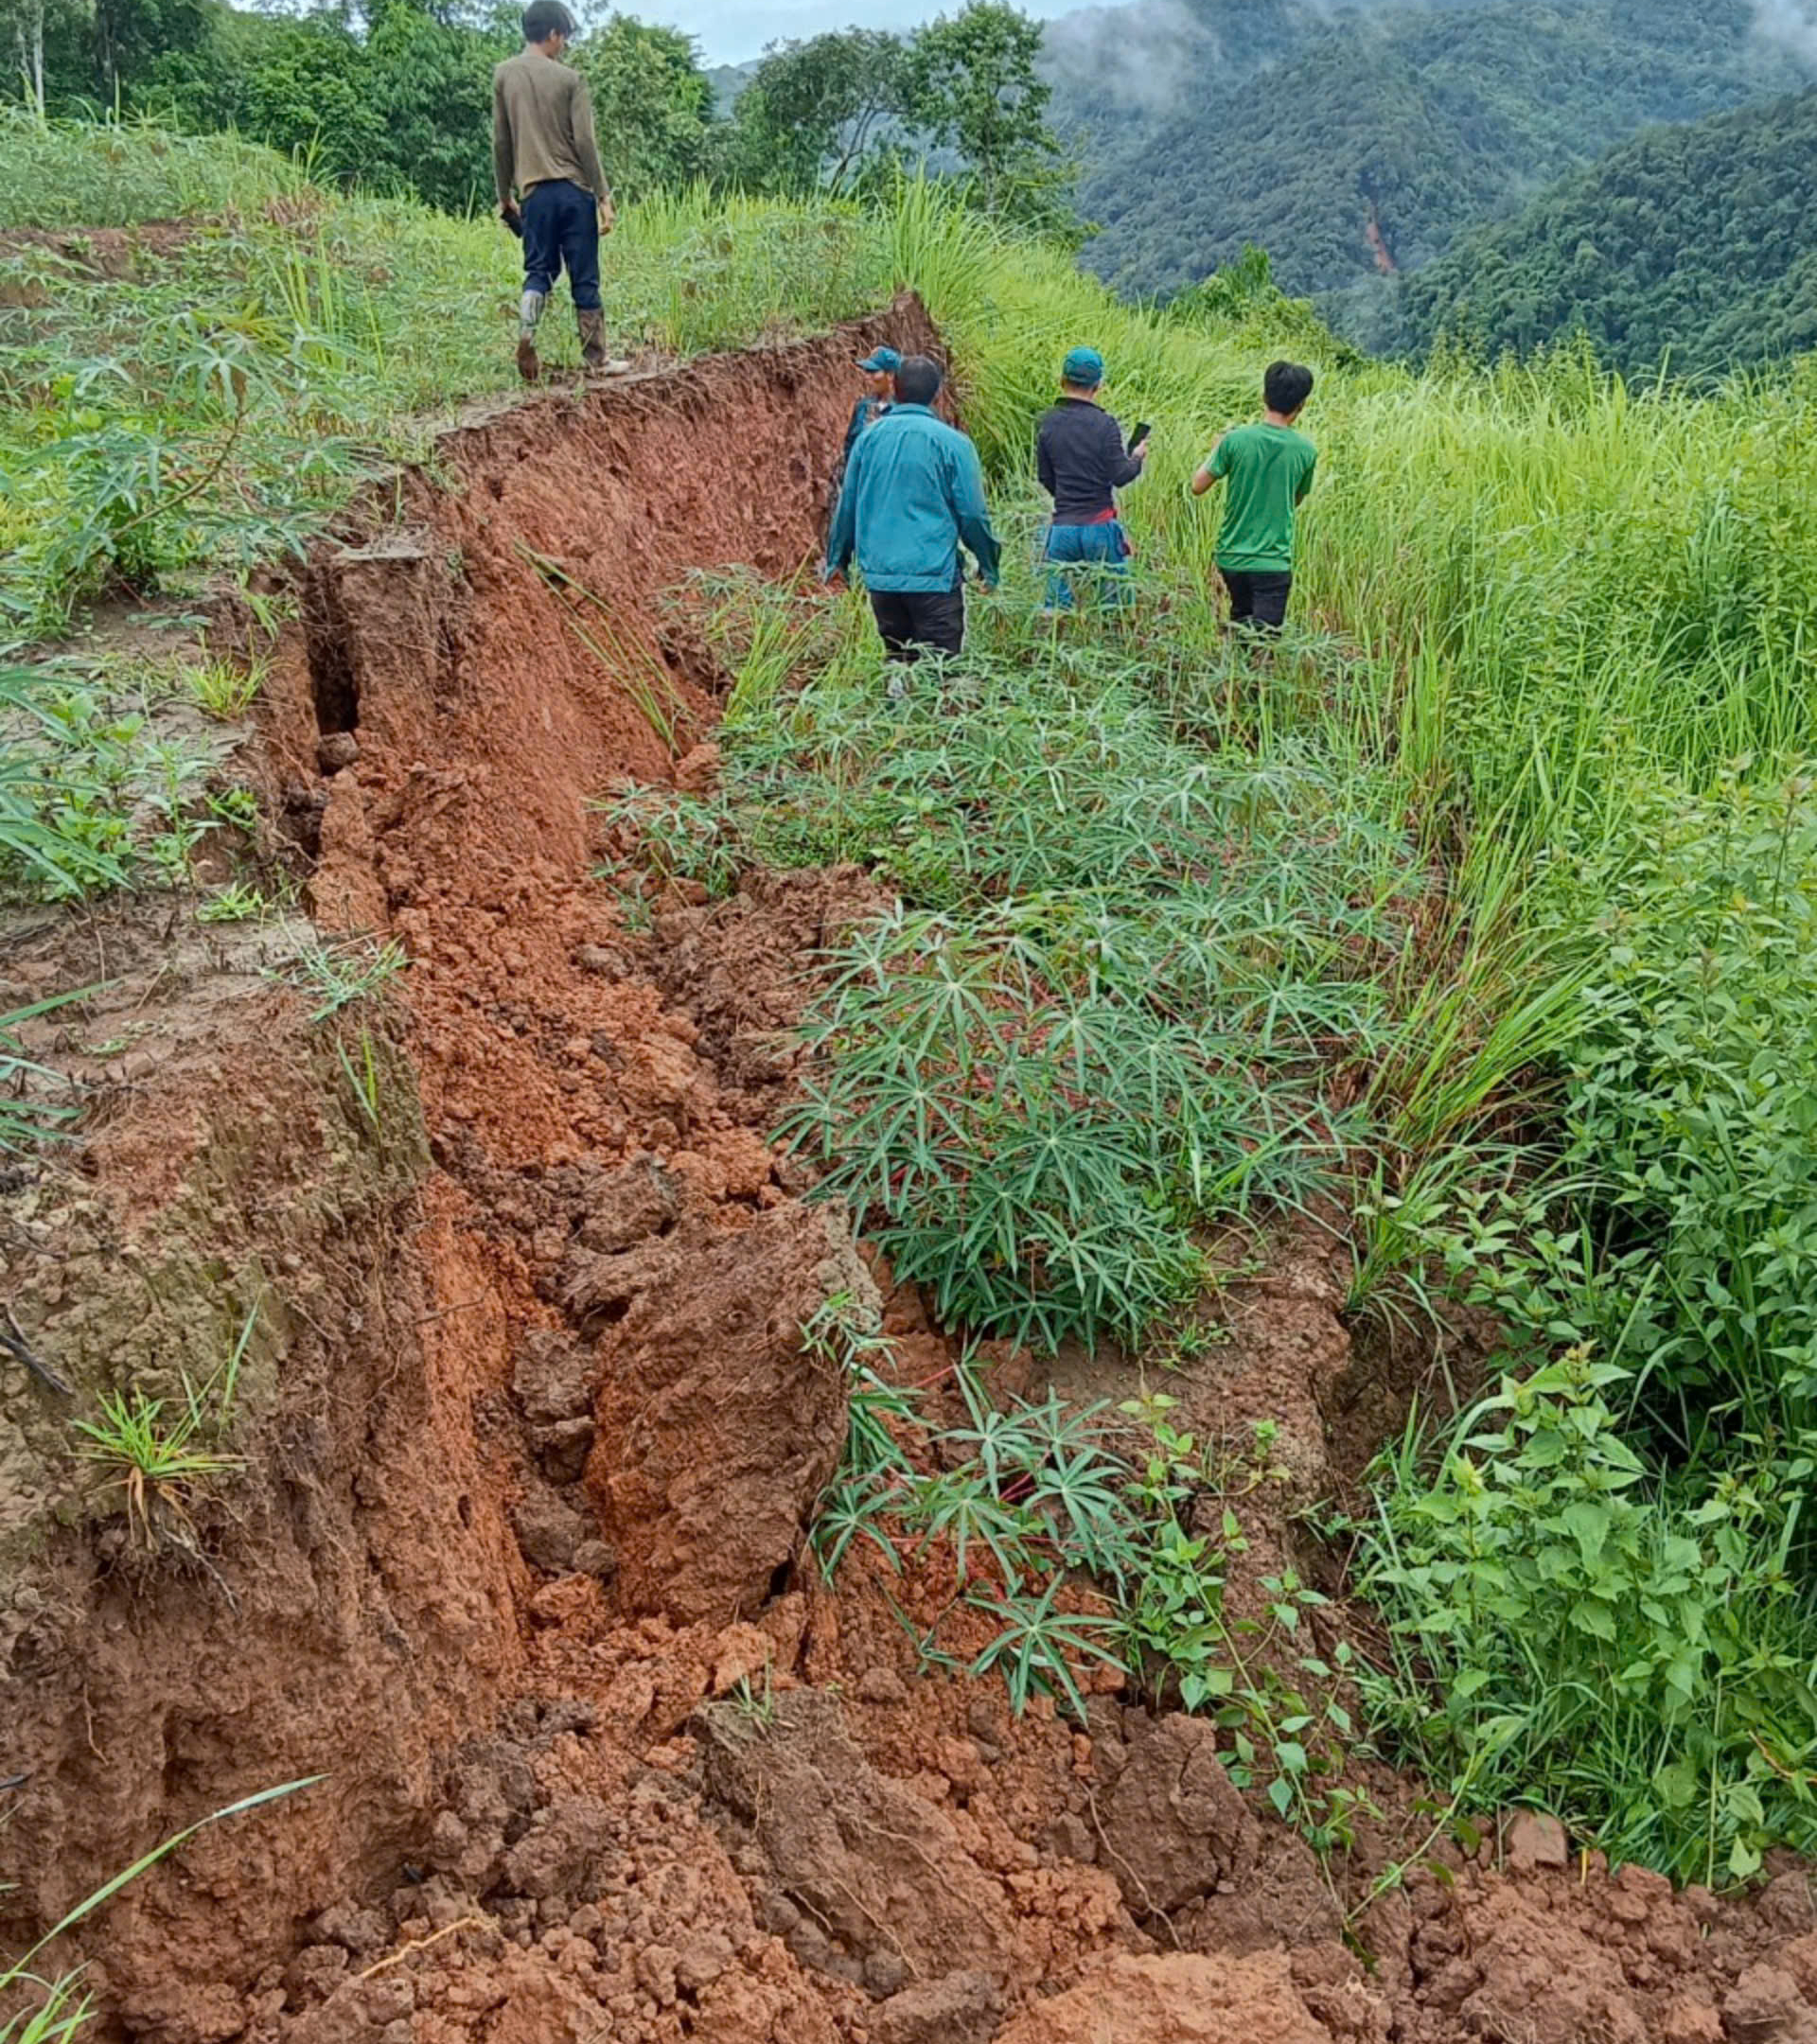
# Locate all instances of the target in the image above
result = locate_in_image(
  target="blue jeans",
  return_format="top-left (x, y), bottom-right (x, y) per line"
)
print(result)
top-left (521, 179), bottom-right (601, 311)
top-left (1044, 520), bottom-right (1132, 609)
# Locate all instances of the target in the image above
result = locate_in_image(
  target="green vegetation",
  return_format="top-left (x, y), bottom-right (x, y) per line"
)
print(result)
top-left (1398, 89), bottom-right (1817, 376)
top-left (722, 7), bottom-right (1068, 230)
top-left (283, 937), bottom-right (409, 1022)
top-left (706, 632), bottom-right (1508, 1353)
top-left (611, 185), bottom-right (1817, 1882)
top-left (11, 111), bottom-right (1817, 1893)
top-left (0, 659), bottom-right (239, 900)
top-left (0, 987), bottom-right (90, 1154)
top-left (0, 115), bottom-right (905, 643)
top-left (181, 648), bottom-right (266, 719)
top-left (71, 1295), bottom-right (256, 1549)
top-left (803, 1298), bottom-right (1359, 1853)
top-left (194, 880), bottom-right (268, 922)
top-left (1067, 0), bottom-right (1803, 331)
top-left (8, 0), bottom-right (1068, 226)
top-left (1360, 1352), bottom-right (1817, 1886)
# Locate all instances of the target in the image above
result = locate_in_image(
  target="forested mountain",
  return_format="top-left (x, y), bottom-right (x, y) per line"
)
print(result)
top-left (1059, 0), bottom-right (1807, 312)
top-left (1395, 88), bottom-right (1817, 376)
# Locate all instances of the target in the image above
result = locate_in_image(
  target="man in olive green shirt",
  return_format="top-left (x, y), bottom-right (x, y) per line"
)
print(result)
top-left (1191, 361), bottom-right (1316, 633)
top-left (493, 0), bottom-right (623, 381)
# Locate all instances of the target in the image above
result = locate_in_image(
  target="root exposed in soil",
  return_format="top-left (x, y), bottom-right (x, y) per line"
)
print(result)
top-left (7, 296), bottom-right (1817, 2044)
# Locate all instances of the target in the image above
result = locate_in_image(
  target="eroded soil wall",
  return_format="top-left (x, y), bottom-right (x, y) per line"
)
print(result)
top-left (0, 299), bottom-right (936, 2039)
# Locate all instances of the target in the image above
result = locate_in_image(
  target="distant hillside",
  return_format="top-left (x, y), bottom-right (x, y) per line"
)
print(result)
top-left (1395, 88), bottom-right (1817, 376)
top-left (1059, 0), bottom-right (1806, 313)
top-left (706, 61), bottom-right (757, 115)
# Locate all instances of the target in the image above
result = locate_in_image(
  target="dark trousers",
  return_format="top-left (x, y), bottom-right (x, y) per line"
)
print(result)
top-left (871, 584), bottom-right (964, 663)
top-left (1220, 568), bottom-right (1294, 633)
top-left (521, 179), bottom-right (601, 311)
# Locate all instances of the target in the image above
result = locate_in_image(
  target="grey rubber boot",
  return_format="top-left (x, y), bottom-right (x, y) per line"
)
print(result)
top-left (517, 289), bottom-right (546, 383)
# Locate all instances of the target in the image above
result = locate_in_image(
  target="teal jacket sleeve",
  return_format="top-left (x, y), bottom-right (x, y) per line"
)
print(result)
top-left (946, 434), bottom-right (1001, 587)
top-left (824, 435), bottom-right (863, 579)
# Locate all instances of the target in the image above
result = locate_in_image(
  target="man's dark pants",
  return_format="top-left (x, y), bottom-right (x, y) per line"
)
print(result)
top-left (1220, 569), bottom-right (1293, 634)
top-left (870, 584), bottom-right (965, 663)
top-left (521, 178), bottom-right (601, 311)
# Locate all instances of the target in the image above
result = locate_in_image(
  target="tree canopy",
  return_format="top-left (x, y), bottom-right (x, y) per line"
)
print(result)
top-left (1062, 0), bottom-right (1806, 325)
top-left (1394, 88), bottom-right (1817, 379)
top-left (6, 0), bottom-right (1071, 232)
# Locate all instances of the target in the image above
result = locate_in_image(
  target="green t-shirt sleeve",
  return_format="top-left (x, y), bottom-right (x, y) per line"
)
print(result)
top-left (1208, 434), bottom-right (1233, 478)
top-left (1295, 445), bottom-right (1317, 502)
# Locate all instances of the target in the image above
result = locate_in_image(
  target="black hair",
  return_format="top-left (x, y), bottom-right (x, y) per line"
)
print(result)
top-left (1263, 360), bottom-right (1314, 416)
top-left (522, 0), bottom-right (576, 42)
top-left (892, 355), bottom-right (944, 408)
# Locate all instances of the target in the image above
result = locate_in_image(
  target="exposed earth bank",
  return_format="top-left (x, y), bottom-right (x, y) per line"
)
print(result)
top-left (6, 301), bottom-right (1817, 2044)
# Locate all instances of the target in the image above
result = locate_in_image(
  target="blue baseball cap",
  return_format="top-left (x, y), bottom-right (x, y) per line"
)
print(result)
top-left (1062, 345), bottom-right (1105, 388)
top-left (856, 346), bottom-right (902, 373)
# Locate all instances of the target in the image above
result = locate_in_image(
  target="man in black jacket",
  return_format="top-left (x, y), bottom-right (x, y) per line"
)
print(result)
top-left (1035, 346), bottom-right (1147, 610)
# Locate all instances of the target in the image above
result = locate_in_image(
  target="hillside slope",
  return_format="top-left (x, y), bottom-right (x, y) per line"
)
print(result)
top-left (1067, 0), bottom-right (1805, 310)
top-left (1395, 87), bottom-right (1817, 375)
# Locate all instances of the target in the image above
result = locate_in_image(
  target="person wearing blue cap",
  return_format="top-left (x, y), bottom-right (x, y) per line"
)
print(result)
top-left (1035, 346), bottom-right (1148, 611)
top-left (845, 346), bottom-right (901, 465)
top-left (824, 354), bottom-right (1001, 671)
top-left (826, 346), bottom-right (899, 549)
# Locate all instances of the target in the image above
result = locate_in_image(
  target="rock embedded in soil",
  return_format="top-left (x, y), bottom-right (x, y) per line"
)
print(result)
top-left (573, 1151), bottom-right (680, 1255)
top-left (533, 1416), bottom-right (596, 1484)
top-left (1099, 1713), bottom-right (1258, 1915)
top-left (856, 1665), bottom-right (908, 1706)
top-left (994, 1952), bottom-right (1341, 2044)
top-left (1660, 1997), bottom-right (1727, 2044)
top-left (697, 1691), bottom-right (1020, 1982)
top-left (873, 1968), bottom-right (1002, 2044)
top-left (1504, 1808), bottom-right (1569, 1870)
top-left (511, 1489), bottom-right (594, 1574)
top-left (585, 1202), bottom-right (874, 1623)
top-left (571, 1538), bottom-right (617, 1581)
top-left (499, 1795), bottom-right (618, 1901)
top-left (511, 1329), bottom-right (597, 1425)
top-left (1726, 1964), bottom-right (1817, 2044)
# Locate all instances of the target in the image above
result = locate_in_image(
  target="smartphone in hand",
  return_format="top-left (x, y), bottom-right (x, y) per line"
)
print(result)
top-left (1129, 422), bottom-right (1153, 451)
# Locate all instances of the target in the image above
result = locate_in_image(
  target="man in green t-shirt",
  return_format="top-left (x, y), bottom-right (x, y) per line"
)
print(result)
top-left (1191, 361), bottom-right (1317, 634)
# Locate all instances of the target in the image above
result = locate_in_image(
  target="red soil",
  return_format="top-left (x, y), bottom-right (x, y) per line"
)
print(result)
top-left (6, 297), bottom-right (1817, 2044)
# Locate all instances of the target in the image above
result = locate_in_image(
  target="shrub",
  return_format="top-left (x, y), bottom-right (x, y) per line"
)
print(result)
top-left (1357, 1349), bottom-right (1817, 1884)
top-left (1540, 768), bottom-right (1817, 1460)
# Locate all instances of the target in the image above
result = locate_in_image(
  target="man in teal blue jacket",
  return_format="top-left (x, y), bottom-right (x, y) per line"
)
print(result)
top-left (823, 355), bottom-right (1001, 663)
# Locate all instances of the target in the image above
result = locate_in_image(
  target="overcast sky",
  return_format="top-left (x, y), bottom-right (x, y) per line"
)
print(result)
top-left (677, 0), bottom-right (1097, 66)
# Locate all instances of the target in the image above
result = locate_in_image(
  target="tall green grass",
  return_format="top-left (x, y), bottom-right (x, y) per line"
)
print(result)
top-left (8, 117), bottom-right (1813, 861)
top-left (880, 185), bottom-right (1817, 845)
top-left (610, 570), bottom-right (1577, 1355)
top-left (0, 123), bottom-right (896, 639)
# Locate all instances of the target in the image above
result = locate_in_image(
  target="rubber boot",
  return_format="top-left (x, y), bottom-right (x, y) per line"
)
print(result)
top-left (577, 308), bottom-right (608, 373)
top-left (517, 289), bottom-right (546, 384)
top-left (577, 308), bottom-right (630, 376)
